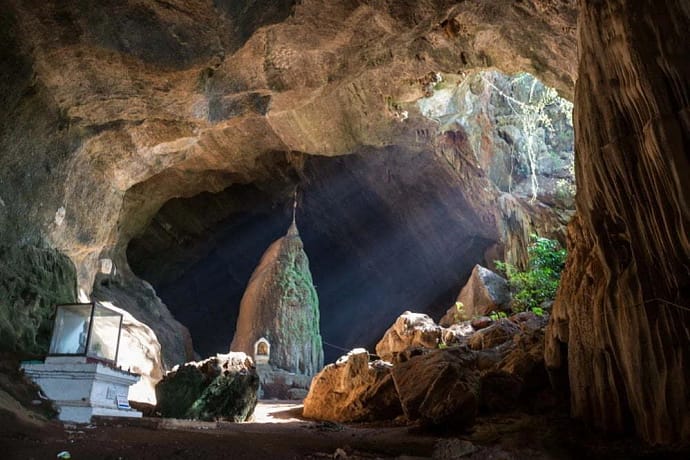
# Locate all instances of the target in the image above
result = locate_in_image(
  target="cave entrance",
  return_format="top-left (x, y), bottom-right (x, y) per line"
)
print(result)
top-left (126, 70), bottom-right (574, 364)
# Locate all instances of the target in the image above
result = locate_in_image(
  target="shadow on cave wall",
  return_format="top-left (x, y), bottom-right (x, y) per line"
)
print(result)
top-left (128, 147), bottom-right (497, 363)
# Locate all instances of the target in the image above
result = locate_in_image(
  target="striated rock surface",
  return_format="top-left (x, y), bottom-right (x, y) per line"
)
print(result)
top-left (546, 0), bottom-right (690, 444)
top-left (375, 311), bottom-right (443, 363)
top-left (302, 348), bottom-right (401, 422)
top-left (392, 348), bottom-right (480, 428)
top-left (155, 352), bottom-right (258, 422)
top-left (440, 265), bottom-right (511, 326)
top-left (230, 222), bottom-right (323, 377)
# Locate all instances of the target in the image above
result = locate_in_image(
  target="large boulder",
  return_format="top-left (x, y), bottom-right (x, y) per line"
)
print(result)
top-left (440, 265), bottom-right (511, 326)
top-left (230, 222), bottom-right (323, 378)
top-left (303, 348), bottom-right (402, 422)
top-left (155, 352), bottom-right (258, 422)
top-left (95, 301), bottom-right (165, 405)
top-left (391, 348), bottom-right (480, 428)
top-left (375, 311), bottom-right (443, 362)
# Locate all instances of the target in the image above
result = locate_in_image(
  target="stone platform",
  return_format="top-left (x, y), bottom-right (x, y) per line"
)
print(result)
top-left (22, 356), bottom-right (142, 423)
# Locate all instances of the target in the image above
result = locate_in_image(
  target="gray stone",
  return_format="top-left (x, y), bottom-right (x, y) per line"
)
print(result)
top-left (440, 265), bottom-right (511, 326)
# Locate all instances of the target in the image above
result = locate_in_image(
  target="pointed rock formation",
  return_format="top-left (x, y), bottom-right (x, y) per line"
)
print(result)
top-left (230, 222), bottom-right (323, 377)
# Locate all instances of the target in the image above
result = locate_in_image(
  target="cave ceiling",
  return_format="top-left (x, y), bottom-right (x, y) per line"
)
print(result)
top-left (0, 0), bottom-right (576, 288)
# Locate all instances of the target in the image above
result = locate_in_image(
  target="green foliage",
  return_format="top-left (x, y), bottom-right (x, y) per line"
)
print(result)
top-left (489, 311), bottom-right (508, 321)
top-left (496, 235), bottom-right (566, 312)
top-left (453, 301), bottom-right (465, 322)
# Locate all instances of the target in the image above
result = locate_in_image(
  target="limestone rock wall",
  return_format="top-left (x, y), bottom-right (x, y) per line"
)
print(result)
top-left (546, 0), bottom-right (690, 444)
top-left (92, 268), bottom-right (193, 368)
top-left (0, 246), bottom-right (76, 354)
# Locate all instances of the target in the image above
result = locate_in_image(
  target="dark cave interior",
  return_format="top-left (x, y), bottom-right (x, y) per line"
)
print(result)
top-left (128, 147), bottom-right (497, 362)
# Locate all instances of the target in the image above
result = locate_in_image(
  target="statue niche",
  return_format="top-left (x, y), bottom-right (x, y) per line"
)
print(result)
top-left (254, 337), bottom-right (270, 365)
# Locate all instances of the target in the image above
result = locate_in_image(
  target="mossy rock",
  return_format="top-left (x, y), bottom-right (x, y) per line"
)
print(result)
top-left (0, 245), bottom-right (77, 354)
top-left (187, 371), bottom-right (259, 422)
top-left (155, 353), bottom-right (259, 421)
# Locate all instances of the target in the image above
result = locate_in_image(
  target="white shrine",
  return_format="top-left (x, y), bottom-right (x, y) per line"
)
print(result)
top-left (22, 302), bottom-right (142, 423)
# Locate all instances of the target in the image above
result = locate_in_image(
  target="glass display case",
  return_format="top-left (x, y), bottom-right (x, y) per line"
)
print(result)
top-left (48, 302), bottom-right (123, 363)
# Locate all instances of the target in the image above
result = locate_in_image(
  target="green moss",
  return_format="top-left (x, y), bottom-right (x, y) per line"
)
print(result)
top-left (0, 245), bottom-right (77, 354)
top-left (187, 372), bottom-right (259, 422)
top-left (155, 365), bottom-right (207, 418)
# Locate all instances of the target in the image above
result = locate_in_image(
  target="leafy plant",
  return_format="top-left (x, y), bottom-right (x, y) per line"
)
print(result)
top-left (453, 301), bottom-right (465, 322)
top-left (489, 311), bottom-right (508, 321)
top-left (496, 235), bottom-right (566, 312)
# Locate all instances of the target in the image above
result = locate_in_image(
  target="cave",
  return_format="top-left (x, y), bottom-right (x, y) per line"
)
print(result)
top-left (1, 0), bottom-right (688, 457)
top-left (127, 149), bottom-right (498, 363)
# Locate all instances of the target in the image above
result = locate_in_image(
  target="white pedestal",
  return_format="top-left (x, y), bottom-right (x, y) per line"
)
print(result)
top-left (22, 357), bottom-right (142, 423)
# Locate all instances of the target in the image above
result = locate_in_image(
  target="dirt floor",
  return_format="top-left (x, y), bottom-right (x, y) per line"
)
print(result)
top-left (3, 401), bottom-right (690, 460)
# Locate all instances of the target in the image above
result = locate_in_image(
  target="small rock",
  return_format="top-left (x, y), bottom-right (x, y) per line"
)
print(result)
top-left (468, 319), bottom-right (521, 350)
top-left (433, 439), bottom-right (478, 459)
top-left (470, 316), bottom-right (493, 331)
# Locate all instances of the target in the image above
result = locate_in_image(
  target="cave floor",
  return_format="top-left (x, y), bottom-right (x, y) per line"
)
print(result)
top-left (3, 402), bottom-right (689, 460)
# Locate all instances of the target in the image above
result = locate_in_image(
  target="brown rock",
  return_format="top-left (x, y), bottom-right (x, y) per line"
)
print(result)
top-left (468, 319), bottom-right (521, 350)
top-left (302, 349), bottom-right (402, 422)
top-left (95, 302), bottom-right (166, 405)
top-left (545, 0), bottom-right (690, 444)
top-left (479, 370), bottom-right (523, 412)
top-left (93, 271), bottom-right (193, 369)
top-left (391, 348), bottom-right (479, 428)
top-left (440, 265), bottom-right (511, 326)
top-left (470, 316), bottom-right (494, 331)
top-left (375, 311), bottom-right (443, 362)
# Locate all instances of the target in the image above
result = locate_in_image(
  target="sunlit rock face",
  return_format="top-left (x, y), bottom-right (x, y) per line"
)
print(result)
top-left (546, 0), bottom-right (690, 445)
top-left (230, 222), bottom-right (323, 377)
top-left (1, 0), bottom-right (578, 406)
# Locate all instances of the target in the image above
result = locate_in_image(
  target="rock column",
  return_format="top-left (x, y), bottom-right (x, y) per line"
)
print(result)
top-left (546, 0), bottom-right (690, 444)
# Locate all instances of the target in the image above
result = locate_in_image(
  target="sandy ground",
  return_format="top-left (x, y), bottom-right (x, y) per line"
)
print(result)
top-left (3, 401), bottom-right (438, 460)
top-left (3, 401), bottom-right (690, 460)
